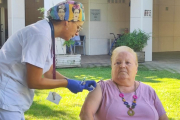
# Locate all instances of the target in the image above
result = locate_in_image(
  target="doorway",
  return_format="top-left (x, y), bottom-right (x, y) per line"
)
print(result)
top-left (0, 0), bottom-right (8, 48)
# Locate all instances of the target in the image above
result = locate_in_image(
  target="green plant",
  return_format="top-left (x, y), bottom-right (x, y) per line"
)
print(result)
top-left (63, 40), bottom-right (75, 54)
top-left (116, 29), bottom-right (150, 51)
top-left (37, 7), bottom-right (45, 19)
top-left (63, 40), bottom-right (75, 47)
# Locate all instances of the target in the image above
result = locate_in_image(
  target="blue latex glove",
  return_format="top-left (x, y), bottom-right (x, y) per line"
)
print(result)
top-left (66, 79), bottom-right (97, 93)
top-left (66, 79), bottom-right (85, 93)
top-left (83, 81), bottom-right (97, 91)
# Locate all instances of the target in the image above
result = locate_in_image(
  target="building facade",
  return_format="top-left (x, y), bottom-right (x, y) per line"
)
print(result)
top-left (1, 0), bottom-right (180, 61)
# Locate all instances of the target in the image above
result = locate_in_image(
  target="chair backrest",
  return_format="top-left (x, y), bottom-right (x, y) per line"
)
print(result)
top-left (80, 35), bottom-right (86, 42)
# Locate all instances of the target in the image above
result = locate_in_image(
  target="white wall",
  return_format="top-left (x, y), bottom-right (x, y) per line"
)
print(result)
top-left (78, 0), bottom-right (130, 55)
top-left (8, 0), bottom-right (25, 36)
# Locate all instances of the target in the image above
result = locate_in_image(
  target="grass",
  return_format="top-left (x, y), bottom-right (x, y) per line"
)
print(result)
top-left (25, 65), bottom-right (180, 120)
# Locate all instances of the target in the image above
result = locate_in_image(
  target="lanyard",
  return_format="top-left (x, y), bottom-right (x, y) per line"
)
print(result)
top-left (48, 21), bottom-right (56, 79)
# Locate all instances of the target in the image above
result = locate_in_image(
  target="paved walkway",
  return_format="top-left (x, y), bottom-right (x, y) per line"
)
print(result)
top-left (81, 52), bottom-right (180, 73)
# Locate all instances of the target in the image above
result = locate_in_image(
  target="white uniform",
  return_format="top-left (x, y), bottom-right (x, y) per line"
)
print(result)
top-left (0, 20), bottom-right (53, 117)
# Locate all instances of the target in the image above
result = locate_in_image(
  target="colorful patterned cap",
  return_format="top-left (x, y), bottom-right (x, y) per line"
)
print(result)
top-left (47, 0), bottom-right (85, 22)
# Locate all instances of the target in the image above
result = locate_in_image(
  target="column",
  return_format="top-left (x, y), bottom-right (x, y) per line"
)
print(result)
top-left (130, 0), bottom-right (153, 61)
top-left (7, 0), bottom-right (25, 36)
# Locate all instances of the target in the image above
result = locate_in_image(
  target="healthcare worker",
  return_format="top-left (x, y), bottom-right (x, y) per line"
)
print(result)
top-left (0, 1), bottom-right (96, 120)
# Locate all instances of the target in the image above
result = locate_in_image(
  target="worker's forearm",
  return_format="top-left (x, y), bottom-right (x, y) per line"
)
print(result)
top-left (44, 71), bottom-right (67, 79)
top-left (56, 71), bottom-right (67, 79)
top-left (28, 77), bottom-right (68, 89)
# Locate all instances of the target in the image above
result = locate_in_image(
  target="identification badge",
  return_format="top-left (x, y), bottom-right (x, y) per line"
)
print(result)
top-left (46, 92), bottom-right (62, 105)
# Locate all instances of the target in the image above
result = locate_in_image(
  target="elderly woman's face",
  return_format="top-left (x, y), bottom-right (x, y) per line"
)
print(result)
top-left (111, 51), bottom-right (137, 82)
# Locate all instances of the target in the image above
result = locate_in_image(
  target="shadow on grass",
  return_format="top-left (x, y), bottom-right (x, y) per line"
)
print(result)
top-left (169, 118), bottom-right (177, 120)
top-left (34, 90), bottom-right (41, 96)
top-left (57, 65), bottom-right (180, 83)
top-left (136, 65), bottom-right (180, 83)
top-left (25, 102), bottom-right (77, 120)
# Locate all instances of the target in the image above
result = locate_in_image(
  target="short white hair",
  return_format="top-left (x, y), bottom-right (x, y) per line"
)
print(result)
top-left (111, 46), bottom-right (138, 66)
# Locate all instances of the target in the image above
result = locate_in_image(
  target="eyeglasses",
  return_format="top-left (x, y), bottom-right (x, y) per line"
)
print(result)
top-left (73, 22), bottom-right (83, 32)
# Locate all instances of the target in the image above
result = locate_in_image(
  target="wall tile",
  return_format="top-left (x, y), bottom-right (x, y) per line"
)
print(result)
top-left (153, 0), bottom-right (159, 5)
top-left (107, 22), bottom-right (126, 38)
top-left (159, 0), bottom-right (175, 5)
top-left (159, 5), bottom-right (174, 22)
top-left (173, 22), bottom-right (180, 36)
top-left (152, 37), bottom-right (159, 52)
top-left (159, 37), bottom-right (174, 51)
top-left (153, 22), bottom-right (159, 37)
top-left (90, 39), bottom-right (109, 55)
top-left (125, 22), bottom-right (130, 32)
top-left (107, 4), bottom-right (126, 22)
top-left (153, 4), bottom-right (159, 22)
top-left (125, 5), bottom-right (130, 22)
top-left (90, 22), bottom-right (108, 39)
top-left (159, 22), bottom-right (173, 36)
top-left (174, 6), bottom-right (180, 22)
top-left (174, 37), bottom-right (180, 51)
top-left (174, 0), bottom-right (180, 5)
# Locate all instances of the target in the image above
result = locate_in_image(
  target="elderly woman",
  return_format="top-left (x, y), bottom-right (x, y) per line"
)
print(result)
top-left (0, 1), bottom-right (96, 120)
top-left (80, 46), bottom-right (168, 120)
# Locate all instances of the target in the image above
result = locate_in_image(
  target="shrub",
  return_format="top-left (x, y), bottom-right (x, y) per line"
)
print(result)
top-left (116, 29), bottom-right (150, 51)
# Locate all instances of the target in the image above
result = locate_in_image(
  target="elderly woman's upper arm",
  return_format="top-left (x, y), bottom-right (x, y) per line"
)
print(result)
top-left (80, 83), bottom-right (102, 120)
top-left (159, 114), bottom-right (168, 120)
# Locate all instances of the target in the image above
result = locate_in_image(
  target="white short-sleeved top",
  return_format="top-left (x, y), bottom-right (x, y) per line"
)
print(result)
top-left (0, 19), bottom-right (53, 112)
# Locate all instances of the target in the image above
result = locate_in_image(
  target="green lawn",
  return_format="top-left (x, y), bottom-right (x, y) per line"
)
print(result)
top-left (25, 65), bottom-right (180, 120)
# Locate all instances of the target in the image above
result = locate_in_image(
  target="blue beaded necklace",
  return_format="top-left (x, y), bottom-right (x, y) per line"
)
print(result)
top-left (116, 81), bottom-right (137, 116)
